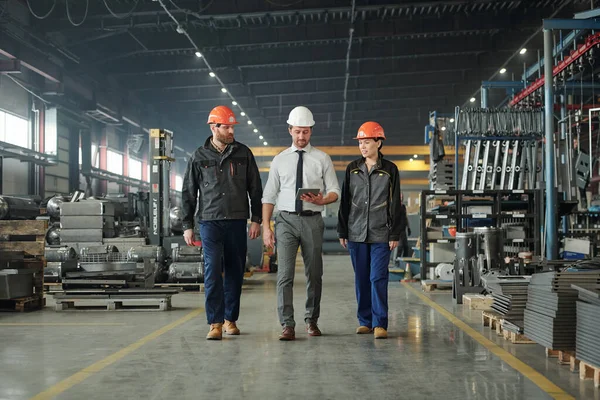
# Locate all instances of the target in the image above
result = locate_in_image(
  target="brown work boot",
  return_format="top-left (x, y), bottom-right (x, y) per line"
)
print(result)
top-left (374, 327), bottom-right (388, 339)
top-left (279, 326), bottom-right (295, 341)
top-left (306, 322), bottom-right (322, 336)
top-left (206, 323), bottom-right (223, 340)
top-left (224, 320), bottom-right (240, 335)
top-left (356, 326), bottom-right (373, 334)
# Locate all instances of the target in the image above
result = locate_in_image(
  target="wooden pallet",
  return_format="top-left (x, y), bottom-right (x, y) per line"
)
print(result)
top-left (502, 329), bottom-right (535, 344)
top-left (155, 283), bottom-right (204, 292)
top-left (421, 280), bottom-right (452, 292)
top-left (463, 294), bottom-right (494, 310)
top-left (54, 295), bottom-right (173, 312)
top-left (0, 220), bottom-right (47, 312)
top-left (580, 361), bottom-right (600, 388)
top-left (0, 295), bottom-right (46, 312)
top-left (545, 349), bottom-right (580, 372)
top-left (482, 311), bottom-right (503, 335)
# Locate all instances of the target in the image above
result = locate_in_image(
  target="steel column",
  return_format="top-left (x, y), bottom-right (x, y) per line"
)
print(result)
top-left (481, 87), bottom-right (489, 108)
top-left (544, 29), bottom-right (557, 260)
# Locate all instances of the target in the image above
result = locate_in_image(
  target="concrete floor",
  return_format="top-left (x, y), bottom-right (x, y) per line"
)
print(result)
top-left (0, 255), bottom-right (597, 400)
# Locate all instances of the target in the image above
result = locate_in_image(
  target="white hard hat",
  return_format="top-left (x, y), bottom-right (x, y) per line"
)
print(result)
top-left (287, 106), bottom-right (315, 127)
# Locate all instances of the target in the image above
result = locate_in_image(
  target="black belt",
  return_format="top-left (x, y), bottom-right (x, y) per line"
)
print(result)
top-left (281, 210), bottom-right (320, 216)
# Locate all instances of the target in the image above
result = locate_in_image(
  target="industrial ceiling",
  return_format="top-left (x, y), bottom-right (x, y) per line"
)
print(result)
top-left (4, 0), bottom-right (594, 150)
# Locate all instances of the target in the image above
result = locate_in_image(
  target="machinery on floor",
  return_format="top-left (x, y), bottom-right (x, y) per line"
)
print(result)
top-left (43, 129), bottom-right (204, 289)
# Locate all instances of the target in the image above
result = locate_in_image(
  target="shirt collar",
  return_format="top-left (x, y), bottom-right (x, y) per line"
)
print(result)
top-left (290, 143), bottom-right (312, 153)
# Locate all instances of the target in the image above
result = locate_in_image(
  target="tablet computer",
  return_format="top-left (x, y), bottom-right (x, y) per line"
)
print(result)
top-left (296, 188), bottom-right (321, 201)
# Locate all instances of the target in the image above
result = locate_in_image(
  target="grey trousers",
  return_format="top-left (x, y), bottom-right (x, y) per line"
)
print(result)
top-left (275, 212), bottom-right (324, 328)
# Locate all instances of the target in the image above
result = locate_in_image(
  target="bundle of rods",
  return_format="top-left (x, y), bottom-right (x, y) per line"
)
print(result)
top-left (456, 108), bottom-right (544, 137)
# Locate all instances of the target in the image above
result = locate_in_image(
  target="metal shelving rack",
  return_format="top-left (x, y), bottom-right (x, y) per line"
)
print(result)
top-left (419, 189), bottom-right (541, 280)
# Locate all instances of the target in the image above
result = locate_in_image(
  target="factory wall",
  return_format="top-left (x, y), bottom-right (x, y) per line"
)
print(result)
top-left (44, 124), bottom-right (71, 197)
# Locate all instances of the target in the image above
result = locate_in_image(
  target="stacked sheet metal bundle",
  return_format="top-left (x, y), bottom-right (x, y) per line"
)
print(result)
top-left (524, 271), bottom-right (600, 350)
top-left (485, 276), bottom-right (531, 333)
top-left (573, 284), bottom-right (600, 367)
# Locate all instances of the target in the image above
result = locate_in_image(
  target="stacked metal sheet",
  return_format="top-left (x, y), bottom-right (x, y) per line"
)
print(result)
top-left (524, 271), bottom-right (600, 350)
top-left (60, 200), bottom-right (118, 251)
top-left (485, 276), bottom-right (530, 333)
top-left (573, 284), bottom-right (600, 367)
top-left (429, 160), bottom-right (454, 190)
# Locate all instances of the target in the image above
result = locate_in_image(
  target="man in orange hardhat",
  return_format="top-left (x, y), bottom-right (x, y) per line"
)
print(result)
top-left (182, 105), bottom-right (263, 340)
top-left (337, 121), bottom-right (404, 339)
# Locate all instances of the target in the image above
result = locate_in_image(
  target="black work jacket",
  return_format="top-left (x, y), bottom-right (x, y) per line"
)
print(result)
top-left (337, 155), bottom-right (404, 243)
top-left (181, 137), bottom-right (262, 230)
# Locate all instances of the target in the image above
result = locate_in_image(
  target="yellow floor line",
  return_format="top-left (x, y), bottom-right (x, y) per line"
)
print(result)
top-left (402, 283), bottom-right (575, 400)
top-left (0, 323), bottom-right (126, 327)
top-left (29, 308), bottom-right (203, 400)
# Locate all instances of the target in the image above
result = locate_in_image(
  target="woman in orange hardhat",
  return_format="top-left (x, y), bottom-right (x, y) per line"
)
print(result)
top-left (337, 121), bottom-right (404, 339)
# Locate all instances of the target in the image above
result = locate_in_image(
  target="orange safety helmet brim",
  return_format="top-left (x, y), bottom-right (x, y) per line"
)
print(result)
top-left (354, 121), bottom-right (385, 140)
top-left (207, 105), bottom-right (239, 125)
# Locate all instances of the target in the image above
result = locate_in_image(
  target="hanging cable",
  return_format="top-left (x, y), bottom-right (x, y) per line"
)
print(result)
top-left (103, 0), bottom-right (140, 19)
top-left (66, 0), bottom-right (89, 27)
top-left (169, 0), bottom-right (214, 13)
top-left (265, 0), bottom-right (304, 7)
top-left (4, 75), bottom-right (50, 104)
top-left (26, 0), bottom-right (56, 19)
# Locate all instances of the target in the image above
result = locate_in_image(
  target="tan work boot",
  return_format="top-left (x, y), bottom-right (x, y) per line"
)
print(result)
top-left (206, 323), bottom-right (223, 340)
top-left (374, 327), bottom-right (388, 339)
top-left (356, 326), bottom-right (373, 334)
top-left (224, 320), bottom-right (240, 335)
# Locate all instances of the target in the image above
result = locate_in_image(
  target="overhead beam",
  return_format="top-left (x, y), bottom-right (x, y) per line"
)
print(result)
top-left (250, 145), bottom-right (461, 157)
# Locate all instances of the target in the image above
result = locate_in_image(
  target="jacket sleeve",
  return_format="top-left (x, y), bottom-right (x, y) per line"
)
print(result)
top-left (181, 155), bottom-right (199, 231)
top-left (337, 165), bottom-right (352, 239)
top-left (389, 165), bottom-right (404, 241)
top-left (246, 149), bottom-right (263, 224)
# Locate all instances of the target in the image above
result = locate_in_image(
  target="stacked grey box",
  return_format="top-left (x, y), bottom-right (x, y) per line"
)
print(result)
top-left (60, 200), bottom-right (117, 251)
top-left (572, 284), bottom-right (600, 367)
top-left (524, 271), bottom-right (600, 350)
top-left (487, 277), bottom-right (530, 333)
top-left (429, 160), bottom-right (454, 190)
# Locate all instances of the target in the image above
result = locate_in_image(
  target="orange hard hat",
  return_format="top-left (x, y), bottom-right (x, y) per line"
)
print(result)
top-left (354, 121), bottom-right (385, 140)
top-left (207, 106), bottom-right (239, 125)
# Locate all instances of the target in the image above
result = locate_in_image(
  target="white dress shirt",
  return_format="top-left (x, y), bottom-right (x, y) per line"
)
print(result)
top-left (262, 143), bottom-right (341, 212)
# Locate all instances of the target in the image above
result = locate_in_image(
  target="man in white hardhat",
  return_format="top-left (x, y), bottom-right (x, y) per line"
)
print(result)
top-left (262, 106), bottom-right (340, 341)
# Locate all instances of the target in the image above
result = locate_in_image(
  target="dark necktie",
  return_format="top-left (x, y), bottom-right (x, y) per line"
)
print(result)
top-left (295, 150), bottom-right (304, 212)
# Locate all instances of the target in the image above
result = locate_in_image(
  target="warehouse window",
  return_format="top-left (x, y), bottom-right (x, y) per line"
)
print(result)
top-left (128, 157), bottom-right (142, 181)
top-left (80, 144), bottom-right (100, 168)
top-left (175, 175), bottom-right (183, 191)
top-left (106, 150), bottom-right (123, 175)
top-left (0, 109), bottom-right (30, 148)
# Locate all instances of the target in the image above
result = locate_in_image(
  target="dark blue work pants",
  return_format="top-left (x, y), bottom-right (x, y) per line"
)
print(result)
top-left (199, 219), bottom-right (247, 325)
top-left (347, 241), bottom-right (391, 329)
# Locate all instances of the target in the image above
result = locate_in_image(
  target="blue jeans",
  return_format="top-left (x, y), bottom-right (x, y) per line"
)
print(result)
top-left (199, 220), bottom-right (247, 325)
top-left (347, 241), bottom-right (390, 329)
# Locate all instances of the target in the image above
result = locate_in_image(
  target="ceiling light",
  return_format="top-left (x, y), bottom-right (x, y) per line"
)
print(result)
top-left (409, 158), bottom-right (414, 162)
top-left (209, 72), bottom-right (216, 77)
top-left (232, 101), bottom-right (237, 106)
top-left (449, 118), bottom-right (455, 123)
top-left (413, 154), bottom-right (418, 158)
top-left (240, 112), bottom-right (246, 116)
top-left (441, 126), bottom-right (447, 131)
top-left (195, 51), bottom-right (202, 58)
top-left (263, 141), bottom-right (268, 146)
top-left (247, 120), bottom-right (252, 125)
top-left (519, 48), bottom-right (527, 55)
top-left (499, 67), bottom-right (507, 74)
top-left (253, 129), bottom-right (258, 133)
top-left (259, 135), bottom-right (263, 139)
top-left (221, 88), bottom-right (227, 93)
top-left (470, 97), bottom-right (476, 103)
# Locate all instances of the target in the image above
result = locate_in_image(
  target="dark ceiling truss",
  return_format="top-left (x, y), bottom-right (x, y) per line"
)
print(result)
top-left (44, 1), bottom-right (571, 33)
top-left (16, 0), bottom-right (589, 150)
